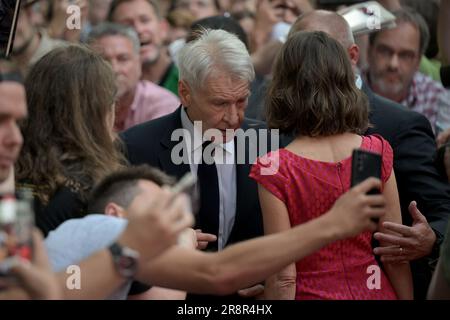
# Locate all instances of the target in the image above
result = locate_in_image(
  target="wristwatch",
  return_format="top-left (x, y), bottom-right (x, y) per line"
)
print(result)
top-left (108, 242), bottom-right (140, 278)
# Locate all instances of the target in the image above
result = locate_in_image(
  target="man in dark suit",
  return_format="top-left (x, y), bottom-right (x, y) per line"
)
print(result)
top-left (122, 29), bottom-right (278, 299)
top-left (291, 10), bottom-right (450, 299)
top-left (123, 109), bottom-right (267, 249)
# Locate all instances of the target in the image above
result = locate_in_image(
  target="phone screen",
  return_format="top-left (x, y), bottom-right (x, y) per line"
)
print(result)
top-left (172, 172), bottom-right (200, 219)
top-left (0, 0), bottom-right (22, 57)
top-left (0, 194), bottom-right (34, 279)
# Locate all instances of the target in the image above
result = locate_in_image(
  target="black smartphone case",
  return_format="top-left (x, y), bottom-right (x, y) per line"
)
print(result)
top-left (351, 149), bottom-right (382, 194)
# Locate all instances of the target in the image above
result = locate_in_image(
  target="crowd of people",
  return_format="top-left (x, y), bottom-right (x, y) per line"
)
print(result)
top-left (0, 0), bottom-right (450, 300)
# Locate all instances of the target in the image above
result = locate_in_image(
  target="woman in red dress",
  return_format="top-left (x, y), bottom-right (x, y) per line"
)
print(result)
top-left (250, 31), bottom-right (413, 300)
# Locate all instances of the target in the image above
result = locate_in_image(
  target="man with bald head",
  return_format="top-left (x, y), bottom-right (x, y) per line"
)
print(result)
top-left (290, 10), bottom-right (450, 299)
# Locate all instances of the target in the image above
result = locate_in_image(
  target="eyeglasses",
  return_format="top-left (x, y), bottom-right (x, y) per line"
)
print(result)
top-left (374, 44), bottom-right (418, 64)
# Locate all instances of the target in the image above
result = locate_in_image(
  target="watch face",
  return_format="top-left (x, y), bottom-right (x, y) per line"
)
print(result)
top-left (118, 256), bottom-right (137, 278)
top-left (110, 244), bottom-right (139, 278)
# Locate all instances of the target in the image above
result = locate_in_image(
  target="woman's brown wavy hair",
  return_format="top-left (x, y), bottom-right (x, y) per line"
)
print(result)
top-left (266, 31), bottom-right (369, 137)
top-left (16, 45), bottom-right (126, 205)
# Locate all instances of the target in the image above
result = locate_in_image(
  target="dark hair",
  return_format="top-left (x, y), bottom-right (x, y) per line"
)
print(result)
top-left (369, 7), bottom-right (430, 56)
top-left (169, 0), bottom-right (221, 13)
top-left (231, 9), bottom-right (255, 23)
top-left (16, 45), bottom-right (126, 205)
top-left (186, 15), bottom-right (248, 49)
top-left (87, 22), bottom-right (141, 53)
top-left (167, 8), bottom-right (196, 28)
top-left (88, 165), bottom-right (175, 213)
top-left (400, 0), bottom-right (438, 58)
top-left (266, 31), bottom-right (369, 137)
top-left (108, 0), bottom-right (161, 21)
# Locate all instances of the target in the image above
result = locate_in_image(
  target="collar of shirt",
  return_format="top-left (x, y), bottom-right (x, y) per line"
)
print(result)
top-left (129, 81), bottom-right (144, 113)
top-left (114, 82), bottom-right (141, 131)
top-left (355, 74), bottom-right (363, 90)
top-left (180, 107), bottom-right (235, 159)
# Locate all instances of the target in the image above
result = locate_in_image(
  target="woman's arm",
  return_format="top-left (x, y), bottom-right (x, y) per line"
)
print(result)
top-left (258, 185), bottom-right (296, 300)
top-left (378, 171), bottom-right (414, 300)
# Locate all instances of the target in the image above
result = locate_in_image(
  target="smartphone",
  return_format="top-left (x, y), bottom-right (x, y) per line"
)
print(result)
top-left (171, 172), bottom-right (200, 217)
top-left (170, 173), bottom-right (199, 246)
top-left (351, 148), bottom-right (382, 192)
top-left (0, 192), bottom-right (34, 280)
top-left (351, 148), bottom-right (382, 223)
top-left (171, 172), bottom-right (197, 195)
top-left (0, 0), bottom-right (22, 57)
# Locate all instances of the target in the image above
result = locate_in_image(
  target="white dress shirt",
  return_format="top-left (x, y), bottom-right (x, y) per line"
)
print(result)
top-left (180, 107), bottom-right (237, 250)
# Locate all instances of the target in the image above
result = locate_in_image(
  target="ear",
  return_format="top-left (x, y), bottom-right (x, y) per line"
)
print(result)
top-left (413, 55), bottom-right (421, 71)
top-left (347, 44), bottom-right (360, 68)
top-left (178, 80), bottom-right (192, 107)
top-left (104, 202), bottom-right (127, 218)
top-left (159, 19), bottom-right (170, 44)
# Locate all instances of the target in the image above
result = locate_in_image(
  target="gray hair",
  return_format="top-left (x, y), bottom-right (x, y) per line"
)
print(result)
top-left (87, 22), bottom-right (141, 54)
top-left (369, 7), bottom-right (430, 55)
top-left (177, 29), bottom-right (255, 90)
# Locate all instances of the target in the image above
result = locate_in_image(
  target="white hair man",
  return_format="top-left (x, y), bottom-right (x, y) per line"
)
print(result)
top-left (121, 29), bottom-right (270, 300)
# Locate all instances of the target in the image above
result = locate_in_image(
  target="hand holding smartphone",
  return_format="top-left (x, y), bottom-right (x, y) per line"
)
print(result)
top-left (351, 148), bottom-right (382, 223)
top-left (170, 172), bottom-right (200, 216)
top-left (170, 173), bottom-right (199, 247)
top-left (0, 191), bottom-right (34, 281)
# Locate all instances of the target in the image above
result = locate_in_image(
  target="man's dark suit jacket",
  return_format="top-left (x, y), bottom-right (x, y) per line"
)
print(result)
top-left (362, 83), bottom-right (450, 299)
top-left (122, 107), bottom-right (272, 300)
top-left (121, 107), bottom-right (268, 248)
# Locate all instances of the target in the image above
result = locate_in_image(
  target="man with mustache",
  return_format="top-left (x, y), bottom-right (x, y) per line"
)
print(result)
top-left (364, 7), bottom-right (450, 134)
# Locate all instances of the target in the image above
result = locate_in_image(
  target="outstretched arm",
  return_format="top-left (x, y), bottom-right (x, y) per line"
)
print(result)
top-left (136, 178), bottom-right (386, 295)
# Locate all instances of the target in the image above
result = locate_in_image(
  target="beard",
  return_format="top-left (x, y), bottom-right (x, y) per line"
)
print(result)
top-left (140, 45), bottom-right (161, 66)
top-left (369, 70), bottom-right (408, 99)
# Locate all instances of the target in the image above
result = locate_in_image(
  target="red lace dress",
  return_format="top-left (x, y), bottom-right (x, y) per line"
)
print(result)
top-left (250, 135), bottom-right (398, 300)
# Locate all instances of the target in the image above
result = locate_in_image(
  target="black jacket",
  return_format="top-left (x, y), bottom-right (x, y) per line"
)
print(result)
top-left (121, 107), bottom-right (270, 247)
top-left (363, 84), bottom-right (450, 299)
top-left (363, 84), bottom-right (450, 241)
